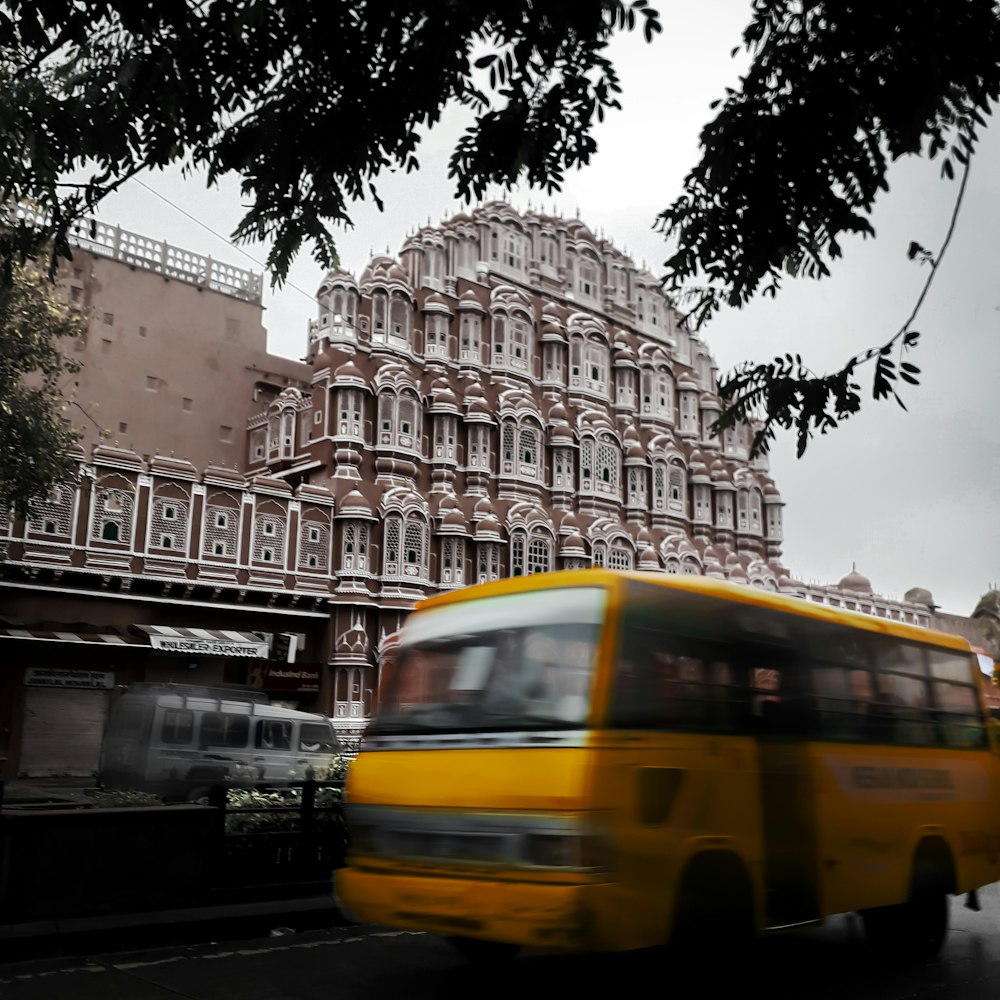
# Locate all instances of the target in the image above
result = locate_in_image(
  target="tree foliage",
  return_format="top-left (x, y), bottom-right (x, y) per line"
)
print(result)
top-left (0, 0), bottom-right (660, 280)
top-left (0, 0), bottom-right (998, 463)
top-left (657, 0), bottom-right (1000, 455)
top-left (0, 262), bottom-right (84, 516)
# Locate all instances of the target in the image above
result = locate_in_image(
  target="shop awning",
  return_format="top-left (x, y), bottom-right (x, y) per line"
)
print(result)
top-left (132, 625), bottom-right (270, 658)
top-left (0, 626), bottom-right (139, 646)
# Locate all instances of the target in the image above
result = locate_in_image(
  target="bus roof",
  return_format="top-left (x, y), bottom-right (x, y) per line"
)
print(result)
top-left (412, 569), bottom-right (971, 653)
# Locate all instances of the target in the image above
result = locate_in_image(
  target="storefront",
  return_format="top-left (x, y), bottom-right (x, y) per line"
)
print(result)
top-left (1, 603), bottom-right (330, 779)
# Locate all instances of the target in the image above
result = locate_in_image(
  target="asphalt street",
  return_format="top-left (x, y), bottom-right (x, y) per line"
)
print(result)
top-left (1, 886), bottom-right (998, 1000)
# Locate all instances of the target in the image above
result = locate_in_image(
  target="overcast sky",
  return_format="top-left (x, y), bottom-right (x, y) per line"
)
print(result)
top-left (90, 0), bottom-right (1000, 616)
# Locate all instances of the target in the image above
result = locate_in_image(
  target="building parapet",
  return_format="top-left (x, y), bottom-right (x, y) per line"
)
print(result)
top-left (14, 204), bottom-right (263, 304)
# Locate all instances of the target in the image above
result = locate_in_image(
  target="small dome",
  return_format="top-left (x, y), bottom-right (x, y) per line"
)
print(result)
top-left (442, 508), bottom-right (468, 529)
top-left (295, 482), bottom-right (334, 502)
top-left (334, 358), bottom-right (365, 383)
top-left (250, 474), bottom-right (293, 494)
top-left (640, 548), bottom-right (661, 569)
top-left (473, 496), bottom-right (495, 518)
top-left (904, 586), bottom-right (936, 608)
top-left (560, 533), bottom-right (587, 555)
top-left (710, 461), bottom-right (732, 483)
top-left (838, 567), bottom-right (873, 594)
top-left (339, 490), bottom-right (373, 516)
top-left (313, 337), bottom-right (335, 370)
top-left (422, 292), bottom-right (451, 314)
top-left (430, 381), bottom-right (458, 409)
top-left (548, 401), bottom-right (569, 423)
top-left (458, 289), bottom-right (485, 312)
top-left (475, 515), bottom-right (502, 539)
top-left (150, 454), bottom-right (198, 478)
top-left (92, 443), bottom-right (144, 468)
top-left (560, 511), bottom-right (580, 533)
top-left (203, 464), bottom-right (248, 487)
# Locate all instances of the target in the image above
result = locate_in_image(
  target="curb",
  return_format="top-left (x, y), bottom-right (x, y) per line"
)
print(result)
top-left (0, 895), bottom-right (344, 944)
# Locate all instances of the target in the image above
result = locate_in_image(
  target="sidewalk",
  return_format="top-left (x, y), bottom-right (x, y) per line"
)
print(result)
top-left (0, 777), bottom-right (352, 961)
top-left (0, 892), bottom-right (351, 962)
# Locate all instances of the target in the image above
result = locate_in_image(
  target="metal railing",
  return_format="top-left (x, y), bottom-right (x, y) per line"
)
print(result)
top-left (13, 204), bottom-right (263, 304)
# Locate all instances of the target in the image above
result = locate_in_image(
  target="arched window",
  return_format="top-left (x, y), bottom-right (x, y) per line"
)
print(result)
top-left (750, 489), bottom-right (763, 534)
top-left (492, 311), bottom-right (531, 373)
top-left (580, 438), bottom-right (595, 493)
top-left (737, 489), bottom-right (749, 530)
top-left (596, 435), bottom-right (620, 498)
top-left (376, 392), bottom-right (420, 451)
top-left (652, 462), bottom-right (667, 512)
top-left (668, 464), bottom-right (687, 515)
top-left (383, 514), bottom-right (427, 580)
top-left (389, 292), bottom-right (411, 343)
top-left (425, 314), bottom-right (450, 358)
top-left (101, 521), bottom-right (119, 541)
top-left (543, 342), bottom-right (564, 384)
top-left (608, 541), bottom-right (633, 570)
top-left (520, 427), bottom-right (538, 477)
top-left (371, 291), bottom-right (387, 341)
top-left (477, 542), bottom-right (501, 584)
top-left (467, 424), bottom-right (490, 470)
top-left (441, 538), bottom-right (465, 585)
top-left (460, 313), bottom-right (481, 363)
top-left (628, 467), bottom-right (646, 507)
top-left (433, 416), bottom-right (457, 461)
top-left (510, 529), bottom-right (552, 577)
top-left (500, 419), bottom-right (540, 481)
top-left (337, 389), bottom-right (363, 438)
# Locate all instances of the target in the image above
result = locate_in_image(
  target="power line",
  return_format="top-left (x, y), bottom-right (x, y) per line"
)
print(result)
top-left (134, 178), bottom-right (317, 304)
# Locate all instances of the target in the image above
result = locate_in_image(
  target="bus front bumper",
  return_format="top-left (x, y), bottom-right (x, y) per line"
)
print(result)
top-left (336, 865), bottom-right (604, 951)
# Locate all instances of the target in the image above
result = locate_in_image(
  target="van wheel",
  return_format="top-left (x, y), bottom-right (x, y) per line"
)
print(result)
top-left (861, 863), bottom-right (949, 963)
top-left (446, 936), bottom-right (519, 965)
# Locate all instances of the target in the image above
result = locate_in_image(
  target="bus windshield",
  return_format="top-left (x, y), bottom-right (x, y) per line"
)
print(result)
top-left (369, 587), bottom-right (607, 735)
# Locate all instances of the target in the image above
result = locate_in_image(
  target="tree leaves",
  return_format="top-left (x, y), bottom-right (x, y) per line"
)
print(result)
top-left (0, 0), bottom-right (662, 283)
top-left (0, 263), bottom-right (85, 516)
top-left (656, 1), bottom-right (1000, 308)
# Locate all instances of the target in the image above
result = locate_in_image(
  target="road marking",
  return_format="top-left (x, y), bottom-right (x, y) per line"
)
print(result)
top-left (0, 929), bottom-right (426, 984)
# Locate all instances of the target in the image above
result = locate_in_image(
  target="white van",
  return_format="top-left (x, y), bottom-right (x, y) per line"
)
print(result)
top-left (99, 682), bottom-right (341, 799)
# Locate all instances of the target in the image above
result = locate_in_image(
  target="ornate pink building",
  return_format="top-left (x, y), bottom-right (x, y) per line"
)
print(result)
top-left (0, 203), bottom-right (938, 775)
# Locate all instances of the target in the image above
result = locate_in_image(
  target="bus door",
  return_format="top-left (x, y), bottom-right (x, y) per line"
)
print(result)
top-left (750, 649), bottom-right (822, 928)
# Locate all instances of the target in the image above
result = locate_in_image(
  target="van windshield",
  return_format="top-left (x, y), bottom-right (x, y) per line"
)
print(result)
top-left (369, 587), bottom-right (607, 735)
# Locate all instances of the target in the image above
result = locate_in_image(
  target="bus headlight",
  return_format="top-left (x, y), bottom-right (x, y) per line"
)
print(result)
top-left (522, 829), bottom-right (610, 872)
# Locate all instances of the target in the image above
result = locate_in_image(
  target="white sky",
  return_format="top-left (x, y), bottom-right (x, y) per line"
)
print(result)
top-left (89, 0), bottom-right (1000, 616)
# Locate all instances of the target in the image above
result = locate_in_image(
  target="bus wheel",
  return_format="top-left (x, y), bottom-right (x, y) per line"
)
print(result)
top-left (446, 936), bottom-right (519, 965)
top-left (671, 854), bottom-right (755, 970)
top-left (861, 864), bottom-right (949, 963)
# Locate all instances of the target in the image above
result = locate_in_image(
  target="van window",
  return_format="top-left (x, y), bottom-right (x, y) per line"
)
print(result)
top-left (201, 712), bottom-right (250, 748)
top-left (116, 704), bottom-right (151, 739)
top-left (162, 709), bottom-right (194, 745)
top-left (299, 722), bottom-right (337, 753)
top-left (255, 719), bottom-right (292, 750)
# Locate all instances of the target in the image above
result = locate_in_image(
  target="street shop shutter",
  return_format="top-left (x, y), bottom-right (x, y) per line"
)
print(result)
top-left (19, 687), bottom-right (109, 778)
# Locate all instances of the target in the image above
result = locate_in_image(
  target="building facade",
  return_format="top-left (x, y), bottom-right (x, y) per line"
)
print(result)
top-left (0, 203), bottom-right (981, 776)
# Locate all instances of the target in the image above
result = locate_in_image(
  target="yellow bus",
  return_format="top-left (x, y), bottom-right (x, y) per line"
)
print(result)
top-left (337, 570), bottom-right (1000, 963)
